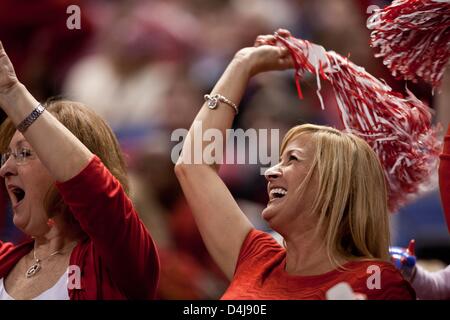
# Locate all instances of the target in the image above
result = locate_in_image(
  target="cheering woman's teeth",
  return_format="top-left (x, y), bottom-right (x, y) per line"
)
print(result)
top-left (270, 188), bottom-right (287, 198)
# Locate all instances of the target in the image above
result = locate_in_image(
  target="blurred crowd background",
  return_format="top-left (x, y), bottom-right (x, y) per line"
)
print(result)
top-left (0, 0), bottom-right (449, 299)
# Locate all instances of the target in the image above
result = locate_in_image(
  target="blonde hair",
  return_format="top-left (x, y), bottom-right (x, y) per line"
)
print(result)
top-left (281, 124), bottom-right (390, 266)
top-left (0, 100), bottom-right (129, 227)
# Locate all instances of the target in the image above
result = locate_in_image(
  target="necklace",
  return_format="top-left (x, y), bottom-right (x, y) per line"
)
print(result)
top-left (25, 248), bottom-right (61, 278)
top-left (25, 241), bottom-right (77, 278)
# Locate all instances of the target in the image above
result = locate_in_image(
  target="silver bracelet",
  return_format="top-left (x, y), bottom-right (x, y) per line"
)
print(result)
top-left (17, 103), bottom-right (46, 133)
top-left (204, 94), bottom-right (239, 115)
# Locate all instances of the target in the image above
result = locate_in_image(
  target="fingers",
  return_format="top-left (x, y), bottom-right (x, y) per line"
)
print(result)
top-left (254, 29), bottom-right (293, 49)
top-left (254, 44), bottom-right (293, 70)
top-left (254, 35), bottom-right (288, 61)
top-left (279, 46), bottom-right (289, 56)
top-left (279, 54), bottom-right (294, 70)
top-left (274, 28), bottom-right (291, 38)
top-left (0, 41), bottom-right (9, 60)
top-left (254, 35), bottom-right (276, 47)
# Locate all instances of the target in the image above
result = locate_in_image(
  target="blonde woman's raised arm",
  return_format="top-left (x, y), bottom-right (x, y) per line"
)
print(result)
top-left (175, 38), bottom-right (293, 279)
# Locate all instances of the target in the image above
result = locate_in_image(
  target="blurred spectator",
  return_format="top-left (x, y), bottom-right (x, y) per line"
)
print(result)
top-left (64, 0), bottom-right (199, 132)
top-left (0, 0), bottom-right (93, 100)
top-left (130, 149), bottom-right (228, 299)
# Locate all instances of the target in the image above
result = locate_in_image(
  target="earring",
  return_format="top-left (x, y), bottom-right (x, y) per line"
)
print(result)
top-left (46, 218), bottom-right (55, 228)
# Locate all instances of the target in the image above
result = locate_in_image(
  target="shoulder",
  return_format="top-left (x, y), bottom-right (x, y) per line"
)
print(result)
top-left (235, 229), bottom-right (284, 272)
top-left (0, 240), bottom-right (33, 279)
top-left (0, 239), bottom-right (33, 259)
top-left (0, 241), bottom-right (15, 258)
top-left (239, 229), bottom-right (283, 260)
top-left (346, 260), bottom-right (416, 300)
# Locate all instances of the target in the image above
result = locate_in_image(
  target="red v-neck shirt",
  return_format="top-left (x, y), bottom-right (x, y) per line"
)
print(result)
top-left (222, 229), bottom-right (415, 300)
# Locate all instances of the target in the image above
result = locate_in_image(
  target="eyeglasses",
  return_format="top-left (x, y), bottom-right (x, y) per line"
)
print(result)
top-left (0, 148), bottom-right (36, 168)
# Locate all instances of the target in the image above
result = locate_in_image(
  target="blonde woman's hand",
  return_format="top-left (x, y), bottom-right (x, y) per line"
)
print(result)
top-left (232, 33), bottom-right (294, 77)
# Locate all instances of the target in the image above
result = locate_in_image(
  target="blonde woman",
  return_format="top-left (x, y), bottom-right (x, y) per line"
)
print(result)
top-left (175, 35), bottom-right (415, 299)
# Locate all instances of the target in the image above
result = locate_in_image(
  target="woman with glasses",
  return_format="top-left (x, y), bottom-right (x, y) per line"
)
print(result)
top-left (175, 34), bottom-right (415, 299)
top-left (0, 42), bottom-right (159, 299)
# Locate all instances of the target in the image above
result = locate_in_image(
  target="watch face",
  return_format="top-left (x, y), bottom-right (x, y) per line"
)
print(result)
top-left (0, 109), bottom-right (6, 126)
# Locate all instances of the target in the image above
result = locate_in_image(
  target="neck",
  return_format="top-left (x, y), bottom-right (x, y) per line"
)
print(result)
top-left (32, 220), bottom-right (80, 256)
top-left (283, 228), bottom-right (344, 276)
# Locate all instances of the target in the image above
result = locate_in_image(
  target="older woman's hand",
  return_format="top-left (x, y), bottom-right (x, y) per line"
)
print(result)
top-left (232, 33), bottom-right (294, 78)
top-left (0, 41), bottom-right (20, 104)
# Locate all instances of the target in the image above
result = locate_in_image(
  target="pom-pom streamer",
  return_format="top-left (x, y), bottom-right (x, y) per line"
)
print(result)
top-left (272, 30), bottom-right (441, 212)
top-left (367, 0), bottom-right (450, 89)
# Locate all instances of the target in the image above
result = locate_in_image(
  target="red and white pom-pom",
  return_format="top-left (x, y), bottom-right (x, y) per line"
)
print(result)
top-left (367, 0), bottom-right (450, 89)
top-left (272, 30), bottom-right (441, 212)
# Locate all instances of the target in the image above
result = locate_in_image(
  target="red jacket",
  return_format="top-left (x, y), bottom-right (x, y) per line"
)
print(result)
top-left (0, 156), bottom-right (160, 299)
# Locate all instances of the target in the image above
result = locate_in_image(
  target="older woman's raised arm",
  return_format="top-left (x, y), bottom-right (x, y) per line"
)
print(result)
top-left (0, 41), bottom-right (92, 182)
top-left (175, 40), bottom-right (293, 279)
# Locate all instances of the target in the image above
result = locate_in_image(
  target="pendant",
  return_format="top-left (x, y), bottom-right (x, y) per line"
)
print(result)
top-left (26, 260), bottom-right (41, 278)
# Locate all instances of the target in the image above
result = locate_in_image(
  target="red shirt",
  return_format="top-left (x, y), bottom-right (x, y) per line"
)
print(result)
top-left (439, 125), bottom-right (450, 234)
top-left (0, 156), bottom-right (159, 299)
top-left (221, 229), bottom-right (415, 300)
